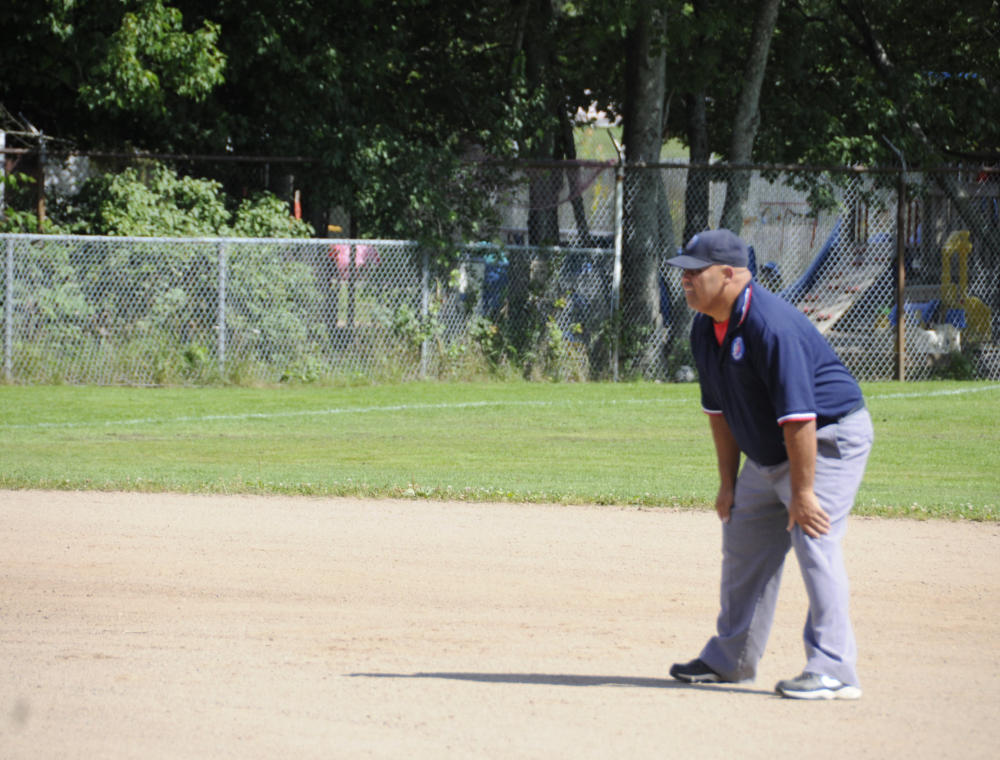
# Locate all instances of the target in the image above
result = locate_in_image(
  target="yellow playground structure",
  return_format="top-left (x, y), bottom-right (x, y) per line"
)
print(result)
top-left (941, 230), bottom-right (992, 344)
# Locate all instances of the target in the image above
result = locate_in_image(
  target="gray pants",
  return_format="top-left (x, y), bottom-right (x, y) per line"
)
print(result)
top-left (699, 408), bottom-right (874, 687)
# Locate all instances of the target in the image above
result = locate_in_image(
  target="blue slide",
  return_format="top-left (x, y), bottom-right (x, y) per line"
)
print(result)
top-left (777, 218), bottom-right (842, 304)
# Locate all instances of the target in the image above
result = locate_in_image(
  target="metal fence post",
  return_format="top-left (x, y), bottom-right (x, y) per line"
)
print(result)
top-left (420, 247), bottom-right (430, 379)
top-left (611, 160), bottom-right (624, 382)
top-left (4, 238), bottom-right (12, 381)
top-left (347, 243), bottom-right (357, 328)
top-left (217, 241), bottom-right (227, 377)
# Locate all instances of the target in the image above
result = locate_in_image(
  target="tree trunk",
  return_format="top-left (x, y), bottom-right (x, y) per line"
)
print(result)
top-left (507, 0), bottom-right (562, 370)
top-left (621, 0), bottom-right (668, 374)
top-left (521, 0), bottom-right (560, 246)
top-left (684, 91), bottom-right (711, 243)
top-left (720, 0), bottom-right (782, 234)
top-left (560, 117), bottom-right (594, 246)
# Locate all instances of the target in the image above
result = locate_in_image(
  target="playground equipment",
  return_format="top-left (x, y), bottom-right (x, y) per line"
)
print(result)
top-left (884, 230), bottom-right (994, 361)
top-left (940, 230), bottom-right (992, 344)
top-left (785, 219), bottom-right (895, 335)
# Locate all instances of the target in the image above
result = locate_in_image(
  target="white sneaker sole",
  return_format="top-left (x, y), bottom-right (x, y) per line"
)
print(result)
top-left (777, 685), bottom-right (862, 700)
top-left (676, 674), bottom-right (722, 684)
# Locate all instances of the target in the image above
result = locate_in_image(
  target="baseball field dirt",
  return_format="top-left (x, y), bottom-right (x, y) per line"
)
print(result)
top-left (2, 489), bottom-right (998, 759)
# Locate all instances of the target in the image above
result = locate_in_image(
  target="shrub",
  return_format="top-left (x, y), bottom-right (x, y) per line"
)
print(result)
top-left (57, 160), bottom-right (314, 239)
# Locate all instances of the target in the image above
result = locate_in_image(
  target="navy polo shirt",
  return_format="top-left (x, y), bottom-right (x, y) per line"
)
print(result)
top-left (691, 283), bottom-right (864, 466)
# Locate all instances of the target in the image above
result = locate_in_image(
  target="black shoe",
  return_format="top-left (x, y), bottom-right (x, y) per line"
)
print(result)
top-left (669, 658), bottom-right (723, 684)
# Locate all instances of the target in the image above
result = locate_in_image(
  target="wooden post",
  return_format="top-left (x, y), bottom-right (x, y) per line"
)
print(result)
top-left (1, 130), bottom-right (6, 215)
top-left (894, 169), bottom-right (907, 381)
top-left (35, 138), bottom-right (47, 227)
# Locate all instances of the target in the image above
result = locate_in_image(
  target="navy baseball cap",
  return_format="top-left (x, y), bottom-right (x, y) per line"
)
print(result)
top-left (667, 229), bottom-right (749, 269)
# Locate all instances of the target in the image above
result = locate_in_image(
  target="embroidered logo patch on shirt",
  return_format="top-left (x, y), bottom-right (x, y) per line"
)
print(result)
top-left (731, 336), bottom-right (745, 361)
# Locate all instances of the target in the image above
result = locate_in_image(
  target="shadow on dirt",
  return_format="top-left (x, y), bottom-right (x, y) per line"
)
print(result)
top-left (349, 671), bottom-right (774, 696)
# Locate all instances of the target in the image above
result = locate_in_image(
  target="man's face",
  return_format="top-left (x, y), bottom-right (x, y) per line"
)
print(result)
top-left (680, 265), bottom-right (729, 316)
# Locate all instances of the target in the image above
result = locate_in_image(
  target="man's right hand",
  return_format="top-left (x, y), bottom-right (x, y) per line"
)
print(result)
top-left (707, 415), bottom-right (740, 526)
top-left (715, 485), bottom-right (734, 524)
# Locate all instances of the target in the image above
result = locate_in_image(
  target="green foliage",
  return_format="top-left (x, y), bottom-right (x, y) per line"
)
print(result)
top-left (351, 138), bottom-right (509, 249)
top-left (80, 0), bottom-right (225, 116)
top-left (12, 240), bottom-right (92, 347)
top-left (2, 1), bottom-right (560, 251)
top-left (387, 303), bottom-right (433, 355)
top-left (278, 355), bottom-right (329, 385)
top-left (929, 350), bottom-right (978, 381)
top-left (4, 0), bottom-right (997, 281)
top-left (5, 1), bottom-right (997, 173)
top-left (0, 173), bottom-right (53, 233)
top-left (64, 163), bottom-right (229, 236)
top-left (57, 161), bottom-right (313, 238)
top-left (452, 249), bottom-right (605, 381)
top-left (232, 194), bottom-right (314, 238)
top-left (753, 0), bottom-right (1000, 167)
top-left (223, 244), bottom-right (324, 366)
top-left (0, 1), bottom-right (226, 147)
top-left (7, 227), bottom-right (329, 386)
top-left (469, 315), bottom-right (511, 374)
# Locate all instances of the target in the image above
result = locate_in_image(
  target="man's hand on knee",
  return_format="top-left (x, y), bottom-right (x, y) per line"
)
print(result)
top-left (787, 490), bottom-right (830, 537)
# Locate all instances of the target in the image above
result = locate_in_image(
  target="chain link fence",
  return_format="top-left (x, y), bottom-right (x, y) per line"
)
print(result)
top-left (619, 164), bottom-right (1000, 382)
top-left (1, 235), bottom-right (421, 384)
top-left (0, 234), bottom-right (619, 384)
top-left (2, 162), bottom-right (999, 385)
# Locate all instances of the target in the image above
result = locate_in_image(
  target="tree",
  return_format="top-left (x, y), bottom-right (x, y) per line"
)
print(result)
top-left (718, 0), bottom-right (782, 234)
top-left (2, 1), bottom-right (534, 244)
top-left (175, 0), bottom-right (539, 244)
top-left (79, 0), bottom-right (225, 119)
top-left (602, 1), bottom-right (783, 374)
top-left (0, 0), bottom-right (225, 148)
top-left (751, 0), bottom-right (1000, 167)
top-left (680, 0), bottom-right (714, 244)
top-left (620, 0), bottom-right (670, 373)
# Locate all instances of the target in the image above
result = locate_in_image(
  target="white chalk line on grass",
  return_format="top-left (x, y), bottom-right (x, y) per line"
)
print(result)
top-left (3, 384), bottom-right (998, 432)
top-left (868, 383), bottom-right (1000, 400)
top-left (0, 397), bottom-right (686, 431)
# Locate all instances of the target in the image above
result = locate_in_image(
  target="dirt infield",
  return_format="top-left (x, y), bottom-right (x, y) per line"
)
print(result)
top-left (2, 490), bottom-right (998, 759)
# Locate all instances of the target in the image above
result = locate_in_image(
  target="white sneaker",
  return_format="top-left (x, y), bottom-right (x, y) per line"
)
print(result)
top-left (775, 672), bottom-right (862, 700)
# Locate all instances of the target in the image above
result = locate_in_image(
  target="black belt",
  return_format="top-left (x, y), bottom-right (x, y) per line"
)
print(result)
top-left (816, 399), bottom-right (865, 428)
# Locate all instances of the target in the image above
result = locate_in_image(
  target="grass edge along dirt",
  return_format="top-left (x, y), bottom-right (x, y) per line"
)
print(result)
top-left (0, 380), bottom-right (996, 522)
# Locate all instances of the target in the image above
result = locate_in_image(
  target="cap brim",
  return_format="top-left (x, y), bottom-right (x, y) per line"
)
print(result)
top-left (666, 254), bottom-right (711, 269)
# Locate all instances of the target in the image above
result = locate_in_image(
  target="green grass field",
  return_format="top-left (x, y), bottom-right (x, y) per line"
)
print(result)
top-left (1, 381), bottom-right (997, 521)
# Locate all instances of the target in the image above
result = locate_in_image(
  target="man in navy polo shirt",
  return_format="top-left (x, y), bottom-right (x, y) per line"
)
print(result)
top-left (665, 229), bottom-right (874, 700)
